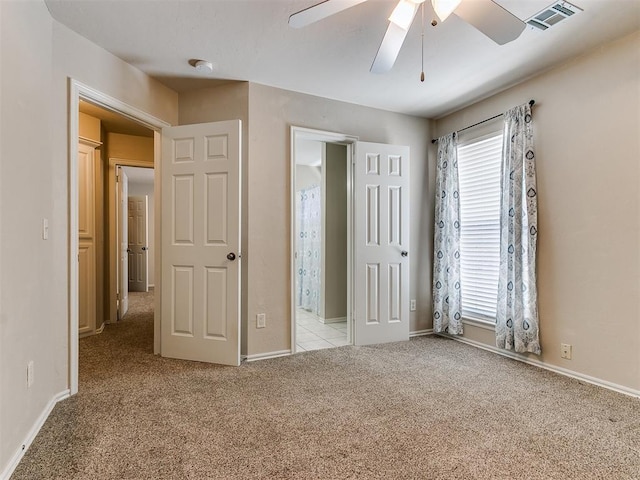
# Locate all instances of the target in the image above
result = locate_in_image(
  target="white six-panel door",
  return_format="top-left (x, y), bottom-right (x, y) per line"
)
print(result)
top-left (354, 142), bottom-right (410, 345)
top-left (161, 120), bottom-right (241, 366)
top-left (128, 195), bottom-right (149, 292)
top-left (117, 167), bottom-right (129, 319)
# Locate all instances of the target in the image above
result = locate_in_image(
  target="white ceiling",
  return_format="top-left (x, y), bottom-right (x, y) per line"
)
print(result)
top-left (46, 0), bottom-right (640, 118)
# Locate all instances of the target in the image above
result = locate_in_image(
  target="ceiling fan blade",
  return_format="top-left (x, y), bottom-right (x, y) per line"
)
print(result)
top-left (454, 0), bottom-right (525, 45)
top-left (289, 0), bottom-right (369, 28)
top-left (370, 20), bottom-right (414, 74)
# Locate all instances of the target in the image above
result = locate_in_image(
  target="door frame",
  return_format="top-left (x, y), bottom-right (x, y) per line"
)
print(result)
top-left (109, 160), bottom-right (154, 324)
top-left (290, 126), bottom-right (358, 353)
top-left (68, 79), bottom-right (169, 395)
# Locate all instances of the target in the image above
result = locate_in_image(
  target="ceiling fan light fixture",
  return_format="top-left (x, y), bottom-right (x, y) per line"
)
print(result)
top-left (431, 0), bottom-right (461, 22)
top-left (389, 0), bottom-right (418, 30)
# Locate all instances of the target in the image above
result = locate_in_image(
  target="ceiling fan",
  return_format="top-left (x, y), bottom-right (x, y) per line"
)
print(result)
top-left (289, 0), bottom-right (526, 74)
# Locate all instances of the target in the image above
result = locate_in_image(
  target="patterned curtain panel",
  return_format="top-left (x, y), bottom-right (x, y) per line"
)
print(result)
top-left (432, 133), bottom-right (463, 335)
top-left (296, 185), bottom-right (322, 316)
top-left (496, 103), bottom-right (541, 354)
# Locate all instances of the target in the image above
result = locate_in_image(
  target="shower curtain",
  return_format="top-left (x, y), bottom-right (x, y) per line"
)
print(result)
top-left (296, 185), bottom-right (322, 316)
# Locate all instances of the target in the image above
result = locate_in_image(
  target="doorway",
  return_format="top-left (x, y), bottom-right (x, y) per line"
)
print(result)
top-left (111, 161), bottom-right (155, 321)
top-left (291, 127), bottom-right (412, 353)
top-left (69, 80), bottom-right (167, 394)
top-left (291, 128), bottom-right (358, 353)
top-left (294, 139), bottom-right (350, 351)
top-left (121, 166), bottom-right (155, 294)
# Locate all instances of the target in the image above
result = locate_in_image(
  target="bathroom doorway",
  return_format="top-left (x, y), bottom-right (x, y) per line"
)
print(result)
top-left (293, 138), bottom-right (350, 352)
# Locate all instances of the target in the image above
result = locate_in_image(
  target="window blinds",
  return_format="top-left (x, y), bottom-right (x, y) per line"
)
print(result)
top-left (457, 132), bottom-right (502, 321)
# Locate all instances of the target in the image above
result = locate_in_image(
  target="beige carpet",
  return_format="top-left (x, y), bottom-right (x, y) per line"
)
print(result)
top-left (11, 291), bottom-right (640, 479)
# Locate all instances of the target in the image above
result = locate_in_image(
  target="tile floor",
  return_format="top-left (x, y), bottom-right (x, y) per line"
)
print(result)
top-left (295, 308), bottom-right (349, 352)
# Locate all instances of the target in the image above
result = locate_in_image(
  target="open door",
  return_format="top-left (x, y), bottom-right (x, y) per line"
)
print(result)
top-left (354, 142), bottom-right (410, 345)
top-left (117, 166), bottom-right (129, 319)
top-left (128, 195), bottom-right (149, 292)
top-left (161, 120), bottom-right (241, 366)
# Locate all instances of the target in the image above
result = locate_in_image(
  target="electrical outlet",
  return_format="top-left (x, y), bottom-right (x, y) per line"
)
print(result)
top-left (27, 361), bottom-right (34, 388)
top-left (256, 313), bottom-right (266, 329)
top-left (410, 299), bottom-right (416, 311)
top-left (560, 343), bottom-right (572, 360)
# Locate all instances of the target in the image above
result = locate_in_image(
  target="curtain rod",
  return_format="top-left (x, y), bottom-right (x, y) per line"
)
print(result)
top-left (431, 99), bottom-right (535, 144)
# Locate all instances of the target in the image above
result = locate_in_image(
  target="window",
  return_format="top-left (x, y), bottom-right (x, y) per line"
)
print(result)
top-left (457, 132), bottom-right (503, 322)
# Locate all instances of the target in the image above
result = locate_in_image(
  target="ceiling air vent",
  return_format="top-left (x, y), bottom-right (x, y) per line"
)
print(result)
top-left (526, 1), bottom-right (583, 31)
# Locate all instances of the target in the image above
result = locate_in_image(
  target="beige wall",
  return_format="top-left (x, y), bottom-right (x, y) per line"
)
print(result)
top-left (1, 2), bottom-right (56, 471)
top-left (247, 83), bottom-right (432, 356)
top-left (79, 112), bottom-right (101, 142)
top-left (0, 1), bottom-right (178, 474)
top-left (324, 143), bottom-right (348, 320)
top-left (106, 132), bottom-right (154, 162)
top-left (435, 32), bottom-right (640, 391)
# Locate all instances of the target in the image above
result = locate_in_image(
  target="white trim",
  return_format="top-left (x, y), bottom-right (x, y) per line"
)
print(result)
top-left (78, 136), bottom-right (102, 148)
top-left (0, 390), bottom-right (71, 480)
top-left (75, 81), bottom-right (170, 131)
top-left (321, 316), bottom-right (347, 324)
top-left (244, 350), bottom-right (292, 362)
top-left (410, 329), bottom-right (434, 337)
top-left (439, 334), bottom-right (640, 399)
top-left (290, 127), bottom-right (359, 354)
top-left (69, 79), bottom-right (169, 395)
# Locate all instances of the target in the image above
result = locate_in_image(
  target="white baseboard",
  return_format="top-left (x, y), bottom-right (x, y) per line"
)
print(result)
top-left (441, 334), bottom-right (640, 399)
top-left (321, 316), bottom-right (346, 324)
top-left (248, 333), bottom-right (434, 361)
top-left (1, 389), bottom-right (71, 480)
top-left (410, 329), bottom-right (434, 337)
top-left (244, 349), bottom-right (292, 362)
top-left (95, 323), bottom-right (105, 334)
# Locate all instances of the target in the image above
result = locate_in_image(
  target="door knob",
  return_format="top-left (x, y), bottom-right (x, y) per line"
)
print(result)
top-left (227, 252), bottom-right (236, 261)
top-left (401, 251), bottom-right (408, 257)
top-left (126, 249), bottom-right (132, 253)
top-left (141, 247), bottom-right (148, 251)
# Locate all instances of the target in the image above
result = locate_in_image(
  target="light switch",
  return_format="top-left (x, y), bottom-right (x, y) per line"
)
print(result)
top-left (42, 218), bottom-right (49, 240)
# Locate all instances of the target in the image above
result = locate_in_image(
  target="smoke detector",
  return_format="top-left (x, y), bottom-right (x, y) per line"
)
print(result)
top-left (526, 1), bottom-right (583, 31)
top-left (193, 60), bottom-right (214, 74)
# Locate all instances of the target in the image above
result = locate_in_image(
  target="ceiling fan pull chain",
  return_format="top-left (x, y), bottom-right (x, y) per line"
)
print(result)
top-left (420, 3), bottom-right (425, 82)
